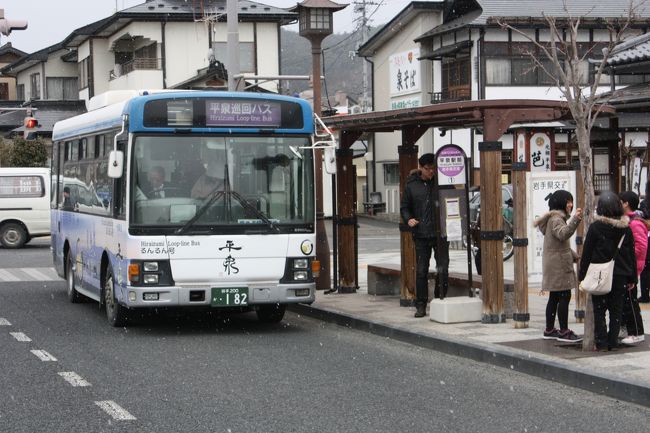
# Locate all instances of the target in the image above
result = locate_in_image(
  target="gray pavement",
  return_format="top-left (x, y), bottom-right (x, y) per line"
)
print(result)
top-left (290, 215), bottom-right (650, 407)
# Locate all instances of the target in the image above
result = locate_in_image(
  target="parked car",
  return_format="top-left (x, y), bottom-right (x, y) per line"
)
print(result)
top-left (0, 167), bottom-right (51, 248)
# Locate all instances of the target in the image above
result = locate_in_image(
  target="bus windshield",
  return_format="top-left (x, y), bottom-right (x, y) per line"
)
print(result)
top-left (131, 135), bottom-right (314, 233)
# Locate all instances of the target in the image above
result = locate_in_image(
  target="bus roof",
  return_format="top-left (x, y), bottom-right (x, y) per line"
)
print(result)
top-left (53, 91), bottom-right (314, 141)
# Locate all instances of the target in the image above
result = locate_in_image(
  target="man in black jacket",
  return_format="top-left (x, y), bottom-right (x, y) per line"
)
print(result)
top-left (400, 153), bottom-right (449, 318)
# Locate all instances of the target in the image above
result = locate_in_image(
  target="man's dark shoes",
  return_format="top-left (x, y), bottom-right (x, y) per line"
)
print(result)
top-left (414, 304), bottom-right (426, 318)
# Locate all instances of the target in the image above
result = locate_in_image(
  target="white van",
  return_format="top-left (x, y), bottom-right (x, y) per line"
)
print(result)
top-left (0, 167), bottom-right (51, 248)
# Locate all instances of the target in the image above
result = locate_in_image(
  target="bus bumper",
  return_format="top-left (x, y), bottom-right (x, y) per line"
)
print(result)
top-left (122, 283), bottom-right (316, 307)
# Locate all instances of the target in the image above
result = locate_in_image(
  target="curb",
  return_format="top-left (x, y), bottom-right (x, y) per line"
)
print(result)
top-left (288, 303), bottom-right (650, 408)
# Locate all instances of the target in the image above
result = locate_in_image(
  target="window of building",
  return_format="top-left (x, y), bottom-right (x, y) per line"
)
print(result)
top-left (442, 57), bottom-right (471, 100)
top-left (0, 83), bottom-right (8, 100)
top-left (383, 163), bottom-right (399, 185)
top-left (17, 84), bottom-right (24, 100)
top-left (484, 42), bottom-right (595, 86)
top-left (485, 59), bottom-right (510, 84)
top-left (30, 73), bottom-right (40, 99)
top-left (79, 57), bottom-right (90, 90)
top-left (46, 77), bottom-right (78, 100)
top-left (212, 42), bottom-right (256, 73)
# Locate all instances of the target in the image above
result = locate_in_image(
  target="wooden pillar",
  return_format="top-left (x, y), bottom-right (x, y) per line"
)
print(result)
top-left (480, 111), bottom-right (505, 323)
top-left (335, 130), bottom-right (361, 293)
top-left (399, 145), bottom-right (419, 306)
top-left (399, 126), bottom-right (428, 306)
top-left (574, 162), bottom-right (585, 322)
top-left (512, 163), bottom-right (529, 328)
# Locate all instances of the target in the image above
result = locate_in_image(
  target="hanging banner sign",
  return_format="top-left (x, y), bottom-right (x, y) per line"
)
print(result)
top-left (436, 144), bottom-right (466, 186)
top-left (529, 132), bottom-right (551, 171)
top-left (389, 48), bottom-right (421, 97)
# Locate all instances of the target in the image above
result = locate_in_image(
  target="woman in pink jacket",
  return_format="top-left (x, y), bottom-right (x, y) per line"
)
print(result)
top-left (619, 191), bottom-right (646, 344)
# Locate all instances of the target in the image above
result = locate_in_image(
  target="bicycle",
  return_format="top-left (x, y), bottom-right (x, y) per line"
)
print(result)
top-left (468, 200), bottom-right (514, 274)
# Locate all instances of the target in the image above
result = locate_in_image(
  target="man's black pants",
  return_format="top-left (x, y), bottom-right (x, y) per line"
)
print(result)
top-left (414, 237), bottom-right (450, 306)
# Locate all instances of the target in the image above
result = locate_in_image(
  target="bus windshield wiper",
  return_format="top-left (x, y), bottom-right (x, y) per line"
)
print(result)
top-left (175, 186), bottom-right (225, 235)
top-left (175, 163), bottom-right (278, 235)
top-left (228, 189), bottom-right (279, 233)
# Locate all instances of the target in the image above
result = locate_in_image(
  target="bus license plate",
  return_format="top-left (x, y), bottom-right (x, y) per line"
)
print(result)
top-left (211, 287), bottom-right (248, 307)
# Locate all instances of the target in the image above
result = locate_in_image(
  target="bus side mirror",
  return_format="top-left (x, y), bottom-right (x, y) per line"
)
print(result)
top-left (108, 150), bottom-right (124, 178)
top-left (324, 147), bottom-right (337, 174)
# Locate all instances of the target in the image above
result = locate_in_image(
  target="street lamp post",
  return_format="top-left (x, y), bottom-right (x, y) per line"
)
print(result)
top-left (292, 0), bottom-right (347, 290)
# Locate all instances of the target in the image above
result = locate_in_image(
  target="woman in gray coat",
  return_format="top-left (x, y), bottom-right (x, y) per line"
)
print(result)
top-left (533, 190), bottom-right (583, 342)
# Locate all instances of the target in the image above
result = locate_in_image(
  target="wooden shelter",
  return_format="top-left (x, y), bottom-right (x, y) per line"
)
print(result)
top-left (322, 99), bottom-right (615, 322)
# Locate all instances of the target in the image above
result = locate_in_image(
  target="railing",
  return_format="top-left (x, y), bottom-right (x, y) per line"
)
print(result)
top-left (430, 87), bottom-right (471, 104)
top-left (109, 58), bottom-right (162, 80)
top-left (593, 174), bottom-right (613, 193)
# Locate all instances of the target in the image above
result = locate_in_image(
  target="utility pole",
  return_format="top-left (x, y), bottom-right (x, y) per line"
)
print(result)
top-left (353, 0), bottom-right (378, 112)
top-left (227, 0), bottom-right (240, 91)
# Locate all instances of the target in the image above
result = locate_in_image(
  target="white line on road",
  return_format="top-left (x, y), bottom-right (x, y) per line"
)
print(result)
top-left (30, 350), bottom-right (57, 361)
top-left (0, 318), bottom-right (11, 326)
top-left (95, 400), bottom-right (136, 421)
top-left (0, 269), bottom-right (20, 282)
top-left (58, 371), bottom-right (91, 387)
top-left (20, 268), bottom-right (53, 281)
top-left (9, 332), bottom-right (31, 342)
top-left (0, 267), bottom-right (62, 282)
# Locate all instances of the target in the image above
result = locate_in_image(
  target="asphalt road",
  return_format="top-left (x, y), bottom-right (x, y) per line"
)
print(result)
top-left (1, 238), bottom-right (648, 432)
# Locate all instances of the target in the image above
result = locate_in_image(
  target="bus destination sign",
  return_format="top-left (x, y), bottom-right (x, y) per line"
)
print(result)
top-left (206, 100), bottom-right (282, 128)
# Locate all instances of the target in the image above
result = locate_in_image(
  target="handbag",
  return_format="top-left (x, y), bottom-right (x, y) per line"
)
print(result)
top-left (579, 235), bottom-right (625, 295)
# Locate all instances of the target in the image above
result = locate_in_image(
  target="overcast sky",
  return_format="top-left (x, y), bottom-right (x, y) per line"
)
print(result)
top-left (1, 0), bottom-right (417, 54)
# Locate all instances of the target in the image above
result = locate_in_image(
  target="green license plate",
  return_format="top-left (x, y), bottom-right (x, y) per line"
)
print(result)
top-left (211, 287), bottom-right (249, 307)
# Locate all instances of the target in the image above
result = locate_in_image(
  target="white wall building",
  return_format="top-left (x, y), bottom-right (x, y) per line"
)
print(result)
top-left (359, 0), bottom-right (650, 216)
top-left (2, 0), bottom-right (294, 105)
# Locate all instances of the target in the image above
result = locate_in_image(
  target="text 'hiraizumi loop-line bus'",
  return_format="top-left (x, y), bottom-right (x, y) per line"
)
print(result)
top-left (51, 90), bottom-right (328, 326)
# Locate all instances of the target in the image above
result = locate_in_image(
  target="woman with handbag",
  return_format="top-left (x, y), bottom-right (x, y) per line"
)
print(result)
top-left (534, 189), bottom-right (583, 342)
top-left (578, 191), bottom-right (637, 352)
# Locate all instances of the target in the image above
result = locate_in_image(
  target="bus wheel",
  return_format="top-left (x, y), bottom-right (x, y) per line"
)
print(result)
top-left (104, 265), bottom-right (129, 327)
top-left (256, 303), bottom-right (286, 323)
top-left (66, 253), bottom-right (83, 303)
top-left (0, 223), bottom-right (27, 249)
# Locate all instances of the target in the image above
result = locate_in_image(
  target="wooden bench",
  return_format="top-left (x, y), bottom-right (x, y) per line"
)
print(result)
top-left (367, 263), bottom-right (515, 297)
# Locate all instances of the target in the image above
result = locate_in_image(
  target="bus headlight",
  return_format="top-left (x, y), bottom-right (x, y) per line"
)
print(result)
top-left (280, 257), bottom-right (314, 283)
top-left (143, 274), bottom-right (159, 284)
top-left (128, 260), bottom-right (174, 287)
top-left (293, 258), bottom-right (309, 269)
top-left (293, 270), bottom-right (308, 281)
top-left (143, 261), bottom-right (159, 271)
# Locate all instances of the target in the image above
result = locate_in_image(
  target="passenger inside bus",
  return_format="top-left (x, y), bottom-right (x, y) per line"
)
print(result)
top-left (62, 187), bottom-right (75, 211)
top-left (191, 147), bottom-right (226, 199)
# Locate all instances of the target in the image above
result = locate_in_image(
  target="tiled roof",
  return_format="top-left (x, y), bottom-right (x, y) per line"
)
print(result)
top-left (597, 81), bottom-right (650, 107)
top-left (416, 0), bottom-right (650, 40)
top-left (607, 33), bottom-right (650, 66)
top-left (0, 42), bottom-right (27, 57)
top-left (120, 0), bottom-right (294, 20)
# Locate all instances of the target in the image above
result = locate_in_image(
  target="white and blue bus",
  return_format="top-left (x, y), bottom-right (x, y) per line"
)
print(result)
top-left (51, 91), bottom-right (319, 326)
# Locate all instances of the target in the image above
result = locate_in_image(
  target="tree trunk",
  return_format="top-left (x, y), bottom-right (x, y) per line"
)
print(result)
top-left (575, 124), bottom-right (595, 351)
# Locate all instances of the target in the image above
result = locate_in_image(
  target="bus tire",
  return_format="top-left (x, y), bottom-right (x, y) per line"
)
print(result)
top-left (104, 264), bottom-right (129, 327)
top-left (255, 303), bottom-right (286, 323)
top-left (0, 222), bottom-right (27, 249)
top-left (66, 253), bottom-right (83, 303)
